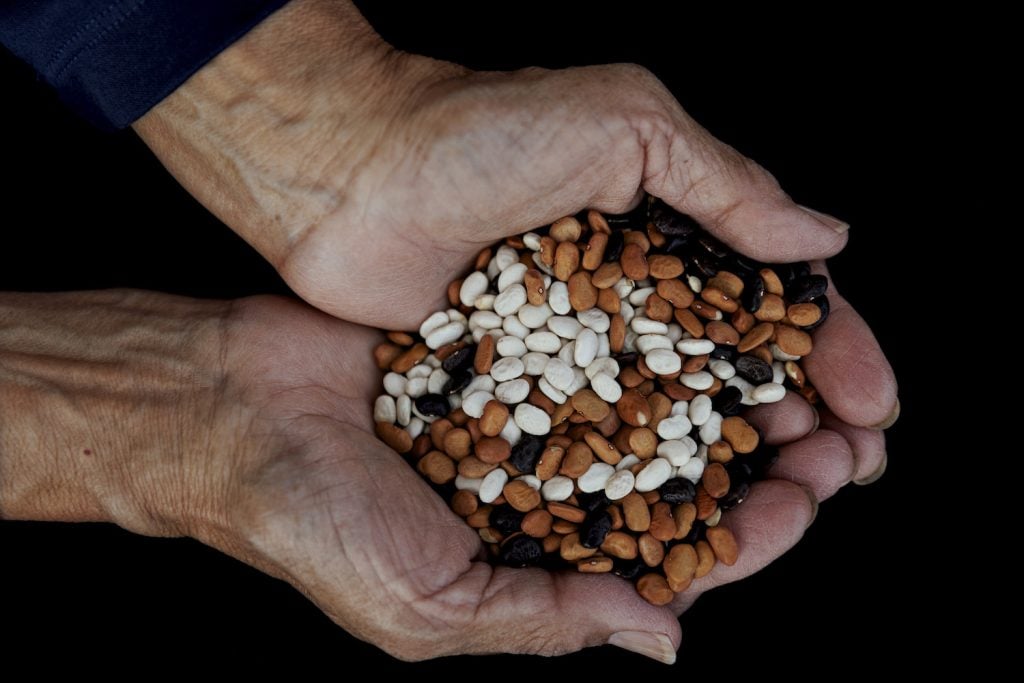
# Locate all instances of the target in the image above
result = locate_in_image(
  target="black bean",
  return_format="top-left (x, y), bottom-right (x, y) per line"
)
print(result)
top-left (735, 355), bottom-right (773, 384)
top-left (746, 443), bottom-right (780, 478)
top-left (614, 557), bottom-right (647, 580)
top-left (604, 230), bottom-right (625, 262)
top-left (579, 511), bottom-right (613, 548)
top-left (652, 204), bottom-right (700, 238)
top-left (726, 253), bottom-right (763, 277)
top-left (697, 235), bottom-right (729, 259)
top-left (712, 386), bottom-right (744, 416)
top-left (789, 274), bottom-right (828, 303)
top-left (663, 235), bottom-right (693, 256)
top-left (613, 352), bottom-right (639, 366)
top-left (490, 505), bottom-right (526, 536)
top-left (742, 275), bottom-right (765, 313)
top-left (659, 478), bottom-right (696, 504)
top-left (777, 261), bottom-right (810, 291)
top-left (680, 520), bottom-right (706, 545)
top-left (441, 345), bottom-right (475, 373)
top-left (688, 251), bottom-right (719, 279)
top-left (710, 344), bottom-right (737, 362)
top-left (441, 369), bottom-right (472, 395)
top-left (508, 435), bottom-right (545, 473)
top-left (576, 491), bottom-right (611, 514)
top-left (801, 295), bottom-right (830, 330)
top-left (718, 480), bottom-right (751, 510)
top-left (725, 460), bottom-right (754, 484)
top-left (414, 393), bottom-right (450, 417)
top-left (499, 535), bottom-right (543, 567)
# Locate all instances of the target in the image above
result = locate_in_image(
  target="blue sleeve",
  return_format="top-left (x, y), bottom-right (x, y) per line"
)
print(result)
top-left (0, 1), bottom-right (291, 129)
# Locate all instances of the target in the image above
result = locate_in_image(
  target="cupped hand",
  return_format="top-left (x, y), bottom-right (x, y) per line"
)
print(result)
top-left (205, 296), bottom-right (865, 663)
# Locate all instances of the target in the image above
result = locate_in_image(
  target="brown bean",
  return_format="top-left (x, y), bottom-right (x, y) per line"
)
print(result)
top-left (560, 441), bottom-right (594, 477)
top-left (577, 557), bottom-right (614, 573)
top-left (706, 526), bottom-right (739, 566)
top-left (708, 440), bottom-right (734, 464)
top-left (600, 531), bottom-right (639, 559)
top-left (411, 434), bottom-right (433, 459)
top-left (616, 389), bottom-right (652, 427)
top-left (475, 436), bottom-right (512, 464)
top-left (628, 427), bottom-right (658, 459)
top-left (663, 543), bottom-right (698, 592)
top-left (682, 353), bottom-right (709, 373)
top-left (587, 209), bottom-right (610, 234)
top-left (375, 422), bottom-right (413, 454)
top-left (663, 382), bottom-right (697, 401)
top-left (542, 533), bottom-right (563, 553)
top-left (649, 502), bottom-right (677, 542)
top-left (373, 343), bottom-right (403, 370)
top-left (390, 343), bottom-right (428, 373)
top-left (443, 428), bottom-right (472, 459)
top-left (691, 300), bottom-right (722, 321)
top-left (553, 241), bottom-right (580, 281)
top-left (702, 462), bottom-right (731, 498)
top-left (695, 485), bottom-right (718, 521)
top-left (479, 400), bottom-right (509, 437)
top-left (539, 235), bottom-right (556, 267)
top-left (737, 322), bottom-right (775, 352)
top-left (503, 480), bottom-right (541, 512)
top-left (638, 532), bottom-right (665, 567)
top-left (570, 389), bottom-right (610, 422)
top-left (705, 320), bottom-right (739, 346)
top-left (694, 540), bottom-right (716, 578)
top-left (457, 455), bottom-right (496, 478)
top-left (535, 446), bottom-right (565, 480)
top-left (523, 268), bottom-right (547, 306)
top-left (583, 431), bottom-right (622, 465)
top-left (774, 323), bottom-right (813, 356)
top-left (474, 334), bottom-right (495, 374)
top-left (551, 520), bottom-right (578, 535)
top-left (672, 502), bottom-right (697, 540)
top-left (753, 293), bottom-right (786, 321)
top-left (641, 490), bottom-right (661, 505)
top-left (759, 267), bottom-right (784, 296)
top-left (731, 307), bottom-right (755, 334)
top-left (560, 533), bottom-right (597, 562)
top-left (447, 279), bottom-right (462, 307)
top-left (417, 450), bottom-right (456, 484)
top-left (550, 216), bottom-right (582, 242)
top-left (386, 331), bottom-right (415, 347)
top-left (450, 490), bottom-right (478, 517)
top-left (448, 407), bottom-right (469, 427)
top-left (674, 308), bottom-right (705, 337)
top-left (785, 360), bottom-right (806, 388)
top-left (620, 243), bottom-right (649, 280)
top-left (657, 278), bottom-right (695, 308)
top-left (647, 254), bottom-right (684, 279)
top-left (787, 302), bottom-right (822, 327)
top-left (608, 504), bottom-right (624, 530)
top-left (466, 504), bottom-right (492, 528)
top-left (621, 492), bottom-right (651, 532)
top-left (567, 271), bottom-right (599, 311)
top-left (721, 416), bottom-right (760, 454)
top-left (591, 262), bottom-right (624, 289)
top-left (582, 232), bottom-right (608, 270)
top-left (618, 366), bottom-right (644, 388)
top-left (701, 286), bottom-right (739, 313)
top-left (609, 313), bottom-right (626, 352)
top-left (528, 387), bottom-right (557, 415)
top-left (637, 573), bottom-right (675, 606)
top-left (644, 292), bottom-right (674, 323)
top-left (596, 287), bottom-right (620, 313)
top-left (708, 271), bottom-right (744, 298)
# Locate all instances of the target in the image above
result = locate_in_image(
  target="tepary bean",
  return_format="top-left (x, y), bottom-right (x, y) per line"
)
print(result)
top-left (372, 198), bottom-right (829, 604)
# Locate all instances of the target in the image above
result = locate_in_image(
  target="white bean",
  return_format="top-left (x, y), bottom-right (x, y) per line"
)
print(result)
top-left (473, 294), bottom-right (496, 311)
top-left (772, 361), bottom-right (785, 384)
top-left (565, 367), bottom-right (589, 396)
top-left (628, 286), bottom-right (656, 306)
top-left (459, 271), bottom-right (489, 307)
top-left (687, 275), bottom-right (702, 293)
top-left (383, 372), bottom-right (407, 397)
top-left (548, 315), bottom-right (583, 339)
top-left (666, 323), bottom-right (684, 343)
top-left (577, 308), bottom-right (610, 333)
top-left (522, 232), bottom-right (542, 251)
top-left (678, 458), bottom-right (705, 484)
top-left (557, 340), bottom-right (576, 366)
top-left (373, 395), bottom-right (396, 423)
top-left (543, 358), bottom-right (575, 391)
top-left (597, 332), bottom-right (610, 358)
top-left (676, 338), bottom-right (716, 355)
top-left (502, 314), bottom-right (531, 339)
top-left (615, 453), bottom-right (641, 471)
top-left (708, 359), bottom-right (736, 380)
top-left (670, 400), bottom-right (690, 416)
top-left (406, 417), bottom-right (425, 438)
top-left (726, 375), bottom-right (758, 405)
top-left (525, 331), bottom-right (562, 353)
top-left (578, 462), bottom-right (616, 493)
top-left (396, 394), bottom-right (412, 426)
top-left (515, 403), bottom-right (552, 435)
top-left (630, 317), bottom-right (668, 335)
top-left (497, 263), bottom-right (527, 292)
top-left (657, 440), bottom-right (692, 467)
top-left (499, 416), bottom-right (522, 446)
top-left (603, 469), bottom-right (636, 500)
top-left (635, 457), bottom-right (673, 492)
top-left (518, 303), bottom-right (554, 329)
top-left (538, 376), bottom-right (568, 404)
top-left (521, 352), bottom-right (549, 376)
top-left (495, 378), bottom-right (531, 404)
top-left (463, 374), bottom-right (496, 396)
top-left (591, 372), bottom-right (623, 403)
top-left (418, 311), bottom-right (450, 339)
top-left (490, 356), bottom-right (525, 382)
top-left (636, 334), bottom-right (674, 354)
top-left (462, 391), bottom-right (495, 418)
top-left (425, 321), bottom-right (466, 349)
top-left (479, 468), bottom-right (509, 503)
top-left (496, 335), bottom-right (528, 358)
top-left (752, 382), bottom-right (787, 403)
top-left (493, 284), bottom-right (527, 317)
top-left (688, 394), bottom-right (713, 426)
top-left (771, 343), bottom-right (801, 361)
top-left (612, 277), bottom-right (634, 300)
top-left (657, 414), bottom-right (692, 440)
top-left (455, 475), bottom-right (483, 493)
top-left (699, 411), bottom-right (723, 445)
top-left (577, 327), bottom-right (598, 368)
top-left (518, 474), bottom-right (542, 491)
top-left (427, 368), bottom-right (449, 394)
top-left (541, 475), bottom-right (574, 502)
top-left (585, 357), bottom-right (619, 380)
top-left (405, 376), bottom-right (427, 398)
top-left (469, 310), bottom-right (503, 330)
top-left (680, 371), bottom-right (714, 390)
top-left (548, 281), bottom-right (571, 314)
top-left (407, 364), bottom-right (432, 379)
top-left (645, 348), bottom-right (682, 375)
top-left (495, 245), bottom-right (519, 271)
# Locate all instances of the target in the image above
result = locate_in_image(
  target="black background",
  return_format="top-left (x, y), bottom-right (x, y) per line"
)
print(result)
top-left (1, 3), bottom-right (960, 674)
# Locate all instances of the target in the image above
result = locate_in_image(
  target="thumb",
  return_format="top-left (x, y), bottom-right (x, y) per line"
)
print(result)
top-left (454, 565), bottom-right (681, 664)
top-left (597, 66), bottom-right (849, 262)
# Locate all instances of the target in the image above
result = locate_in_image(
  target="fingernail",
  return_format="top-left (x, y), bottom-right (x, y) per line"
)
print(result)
top-left (798, 484), bottom-right (819, 529)
top-left (798, 205), bottom-right (849, 234)
top-left (608, 631), bottom-right (677, 665)
top-left (870, 398), bottom-right (900, 430)
top-left (854, 453), bottom-right (888, 486)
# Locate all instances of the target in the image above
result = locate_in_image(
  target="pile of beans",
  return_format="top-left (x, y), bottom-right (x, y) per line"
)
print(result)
top-left (372, 199), bottom-right (828, 605)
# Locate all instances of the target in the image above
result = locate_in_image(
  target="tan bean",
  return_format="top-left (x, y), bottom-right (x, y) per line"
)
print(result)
top-left (466, 504), bottom-right (492, 528)
top-left (622, 492), bottom-right (651, 532)
top-left (587, 209), bottom-right (610, 234)
top-left (457, 455), bottom-right (497, 478)
top-left (691, 300), bottom-right (722, 321)
top-left (583, 431), bottom-right (622, 465)
top-left (542, 533), bottom-right (563, 553)
top-left (600, 531), bottom-right (639, 559)
top-left (550, 216), bottom-right (582, 242)
top-left (707, 271), bottom-right (744, 298)
top-left (479, 399), bottom-right (509, 437)
top-left (753, 293), bottom-right (786, 321)
top-left (673, 502), bottom-right (697, 540)
top-left (695, 485), bottom-right (718, 521)
top-left (649, 501), bottom-right (677, 542)
top-left (674, 308), bottom-right (705, 337)
top-left (577, 557), bottom-right (614, 573)
top-left (644, 292), bottom-right (674, 323)
top-left (609, 313), bottom-right (626, 353)
top-left (567, 271), bottom-right (599, 310)
top-left (373, 343), bottom-right (403, 370)
top-left (417, 450), bottom-right (456, 484)
top-left (597, 286), bottom-right (621, 313)
top-left (694, 540), bottom-right (716, 578)
top-left (443, 428), bottom-right (472, 459)
top-left (620, 243), bottom-right (649, 280)
top-left (628, 427), bottom-right (658, 459)
top-left (503, 480), bottom-right (541, 512)
top-left (375, 422), bottom-right (413, 454)
top-left (637, 573), bottom-right (674, 606)
top-left (535, 446), bottom-right (564, 480)
top-left (663, 543), bottom-right (698, 592)
top-left (450, 490), bottom-right (479, 517)
top-left (774, 323), bottom-right (813, 356)
top-left (701, 286), bottom-right (739, 313)
top-left (702, 462), bottom-right (731, 498)
top-left (638, 532), bottom-right (665, 567)
top-left (647, 254), bottom-right (684, 279)
top-left (706, 526), bottom-right (739, 566)
top-left (759, 267), bottom-right (784, 296)
top-left (523, 268), bottom-right (547, 306)
top-left (616, 389), bottom-right (651, 427)
top-left (657, 278), bottom-right (695, 308)
top-left (591, 262), bottom-right (623, 289)
top-left (737, 322), bottom-right (774, 352)
top-left (474, 334), bottom-right (495, 374)
top-left (553, 241), bottom-right (580, 281)
top-left (539, 235), bottom-right (556, 267)
top-left (721, 416), bottom-right (759, 454)
top-left (708, 440), bottom-right (734, 464)
top-left (390, 342), bottom-right (429, 373)
top-left (731, 307), bottom-right (755, 334)
top-left (785, 360), bottom-right (806, 388)
top-left (560, 532), bottom-right (597, 560)
top-left (705, 320), bottom-right (739, 346)
top-left (582, 232), bottom-right (608, 270)
top-left (787, 302), bottom-right (822, 327)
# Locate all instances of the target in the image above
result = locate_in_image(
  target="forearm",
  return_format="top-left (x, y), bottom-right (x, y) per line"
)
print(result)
top-left (0, 290), bottom-right (230, 537)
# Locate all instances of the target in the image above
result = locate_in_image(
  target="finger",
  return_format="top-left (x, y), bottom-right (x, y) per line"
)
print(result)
top-left (449, 564), bottom-right (681, 664)
top-left (680, 479), bottom-right (814, 601)
top-left (768, 429), bottom-right (856, 502)
top-left (744, 390), bottom-right (817, 445)
top-left (801, 262), bottom-right (899, 428)
top-left (819, 407), bottom-right (888, 485)
top-left (636, 96), bottom-right (849, 261)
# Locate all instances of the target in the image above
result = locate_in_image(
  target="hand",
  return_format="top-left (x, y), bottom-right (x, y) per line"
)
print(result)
top-left (134, 1), bottom-right (896, 482)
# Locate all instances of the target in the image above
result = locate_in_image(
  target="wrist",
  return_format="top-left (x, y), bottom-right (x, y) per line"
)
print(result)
top-left (0, 290), bottom-right (233, 540)
top-left (133, 0), bottom-right (446, 269)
